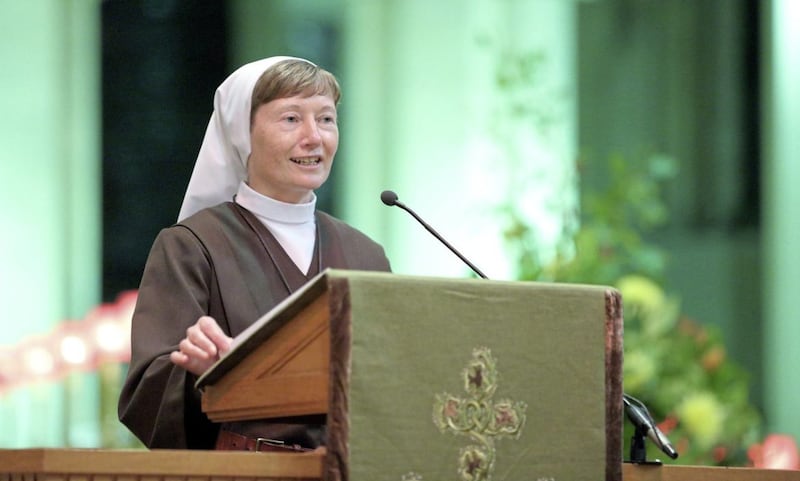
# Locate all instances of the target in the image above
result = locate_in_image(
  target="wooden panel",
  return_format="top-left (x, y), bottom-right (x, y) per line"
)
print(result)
top-left (0, 449), bottom-right (323, 480)
top-left (202, 293), bottom-right (330, 422)
top-left (623, 463), bottom-right (800, 481)
top-left (3, 449), bottom-right (797, 481)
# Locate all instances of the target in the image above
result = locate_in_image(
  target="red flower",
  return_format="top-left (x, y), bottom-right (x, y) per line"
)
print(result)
top-left (657, 415), bottom-right (678, 435)
top-left (748, 434), bottom-right (800, 470)
top-left (713, 446), bottom-right (727, 463)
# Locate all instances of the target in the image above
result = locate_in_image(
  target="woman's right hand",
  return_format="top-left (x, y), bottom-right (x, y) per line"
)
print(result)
top-left (169, 316), bottom-right (233, 376)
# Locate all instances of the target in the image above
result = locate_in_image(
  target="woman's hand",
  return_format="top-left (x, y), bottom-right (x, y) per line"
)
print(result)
top-left (170, 316), bottom-right (233, 376)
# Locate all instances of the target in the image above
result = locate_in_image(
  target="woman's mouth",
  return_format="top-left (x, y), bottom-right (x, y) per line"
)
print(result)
top-left (290, 157), bottom-right (321, 166)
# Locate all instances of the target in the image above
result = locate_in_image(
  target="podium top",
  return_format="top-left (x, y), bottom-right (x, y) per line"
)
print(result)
top-left (196, 268), bottom-right (613, 390)
top-left (196, 268), bottom-right (330, 389)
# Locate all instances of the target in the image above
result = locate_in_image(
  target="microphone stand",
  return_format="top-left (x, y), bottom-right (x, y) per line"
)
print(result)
top-left (623, 393), bottom-right (678, 464)
top-left (629, 424), bottom-right (657, 465)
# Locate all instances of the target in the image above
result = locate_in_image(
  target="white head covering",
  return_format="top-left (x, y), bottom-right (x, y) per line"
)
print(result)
top-left (177, 56), bottom-right (315, 222)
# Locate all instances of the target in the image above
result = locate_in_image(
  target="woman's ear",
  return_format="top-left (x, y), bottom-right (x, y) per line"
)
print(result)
top-left (243, 154), bottom-right (251, 180)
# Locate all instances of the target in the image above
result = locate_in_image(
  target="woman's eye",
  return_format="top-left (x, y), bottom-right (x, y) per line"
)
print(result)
top-left (285, 115), bottom-right (299, 123)
top-left (321, 115), bottom-right (336, 124)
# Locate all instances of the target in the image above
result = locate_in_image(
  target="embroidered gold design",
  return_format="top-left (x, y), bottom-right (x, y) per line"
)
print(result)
top-left (432, 347), bottom-right (527, 481)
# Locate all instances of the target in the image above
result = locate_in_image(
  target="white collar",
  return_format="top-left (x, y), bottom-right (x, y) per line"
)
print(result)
top-left (235, 182), bottom-right (316, 224)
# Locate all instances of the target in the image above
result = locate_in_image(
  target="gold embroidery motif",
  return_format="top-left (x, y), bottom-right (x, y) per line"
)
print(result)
top-left (432, 347), bottom-right (528, 481)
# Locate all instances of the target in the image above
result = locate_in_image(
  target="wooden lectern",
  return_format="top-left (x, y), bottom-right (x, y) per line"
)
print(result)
top-left (1, 270), bottom-right (797, 480)
top-left (196, 269), bottom-right (624, 481)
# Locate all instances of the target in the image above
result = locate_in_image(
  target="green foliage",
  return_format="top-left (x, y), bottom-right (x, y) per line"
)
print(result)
top-left (504, 154), bottom-right (763, 465)
top-left (507, 154), bottom-right (674, 286)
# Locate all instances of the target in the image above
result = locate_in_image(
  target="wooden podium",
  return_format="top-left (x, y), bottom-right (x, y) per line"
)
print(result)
top-left (0, 271), bottom-right (797, 481)
top-left (196, 269), bottom-right (624, 481)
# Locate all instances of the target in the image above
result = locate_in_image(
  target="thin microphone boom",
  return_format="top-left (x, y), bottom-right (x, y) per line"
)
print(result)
top-left (380, 190), bottom-right (488, 279)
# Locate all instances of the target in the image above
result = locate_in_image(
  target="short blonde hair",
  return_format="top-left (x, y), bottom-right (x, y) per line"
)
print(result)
top-left (250, 59), bottom-right (341, 126)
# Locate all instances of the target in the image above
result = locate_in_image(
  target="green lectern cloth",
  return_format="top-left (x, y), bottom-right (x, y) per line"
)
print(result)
top-left (325, 270), bottom-right (620, 481)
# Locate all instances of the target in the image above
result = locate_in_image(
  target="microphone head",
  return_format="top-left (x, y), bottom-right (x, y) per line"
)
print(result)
top-left (380, 190), bottom-right (399, 206)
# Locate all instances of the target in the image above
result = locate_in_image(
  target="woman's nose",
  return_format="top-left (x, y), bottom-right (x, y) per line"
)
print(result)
top-left (300, 118), bottom-right (322, 144)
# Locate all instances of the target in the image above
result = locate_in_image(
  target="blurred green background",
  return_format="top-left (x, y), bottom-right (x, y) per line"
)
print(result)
top-left (0, 0), bottom-right (798, 466)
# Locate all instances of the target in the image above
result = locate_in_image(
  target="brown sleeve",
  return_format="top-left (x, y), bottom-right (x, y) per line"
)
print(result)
top-left (117, 225), bottom-right (220, 449)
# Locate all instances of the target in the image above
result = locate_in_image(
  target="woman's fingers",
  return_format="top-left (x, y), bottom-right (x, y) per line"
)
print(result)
top-left (169, 316), bottom-right (233, 376)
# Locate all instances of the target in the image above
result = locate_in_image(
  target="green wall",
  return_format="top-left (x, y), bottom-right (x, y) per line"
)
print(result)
top-left (763, 0), bottom-right (800, 438)
top-left (0, 0), bottom-right (101, 446)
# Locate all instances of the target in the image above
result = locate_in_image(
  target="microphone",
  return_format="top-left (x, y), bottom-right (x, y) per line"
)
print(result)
top-left (623, 393), bottom-right (679, 460)
top-left (380, 190), bottom-right (488, 279)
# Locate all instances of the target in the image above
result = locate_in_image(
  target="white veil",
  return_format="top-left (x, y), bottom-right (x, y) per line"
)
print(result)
top-left (177, 56), bottom-right (313, 222)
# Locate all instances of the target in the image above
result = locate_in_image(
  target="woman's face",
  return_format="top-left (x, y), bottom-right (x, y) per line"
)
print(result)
top-left (247, 93), bottom-right (338, 203)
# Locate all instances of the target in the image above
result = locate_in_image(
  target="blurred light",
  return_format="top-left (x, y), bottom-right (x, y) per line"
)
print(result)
top-left (60, 335), bottom-right (89, 365)
top-left (1, 290), bottom-right (136, 390)
top-left (94, 320), bottom-right (126, 355)
top-left (24, 346), bottom-right (56, 376)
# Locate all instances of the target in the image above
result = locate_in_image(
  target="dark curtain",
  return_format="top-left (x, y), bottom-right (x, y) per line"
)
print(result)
top-left (101, 0), bottom-right (228, 300)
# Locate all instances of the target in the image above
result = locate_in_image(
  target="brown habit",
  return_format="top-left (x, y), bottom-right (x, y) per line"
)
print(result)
top-left (118, 202), bottom-right (391, 449)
